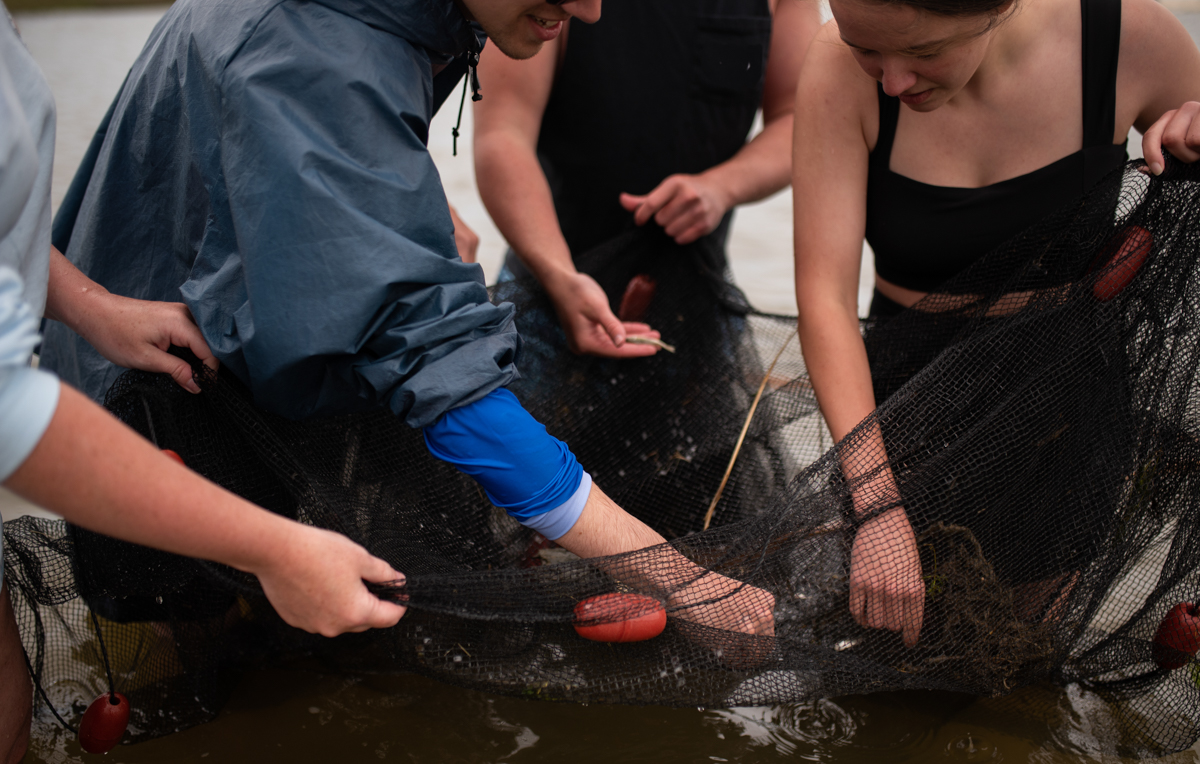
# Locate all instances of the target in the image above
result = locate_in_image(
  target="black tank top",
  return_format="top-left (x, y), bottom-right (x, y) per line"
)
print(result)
top-left (865, 0), bottom-right (1128, 294)
top-left (516, 0), bottom-right (772, 267)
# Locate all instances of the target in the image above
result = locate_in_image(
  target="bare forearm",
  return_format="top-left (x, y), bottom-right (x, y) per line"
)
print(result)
top-left (474, 132), bottom-right (576, 288)
top-left (556, 483), bottom-right (666, 558)
top-left (4, 384), bottom-right (295, 574)
top-left (556, 484), bottom-right (706, 588)
top-left (558, 483), bottom-right (776, 635)
top-left (797, 296), bottom-right (875, 435)
top-left (43, 246), bottom-right (106, 326)
top-left (694, 0), bottom-right (817, 209)
top-left (700, 114), bottom-right (795, 210)
top-left (796, 300), bottom-right (905, 517)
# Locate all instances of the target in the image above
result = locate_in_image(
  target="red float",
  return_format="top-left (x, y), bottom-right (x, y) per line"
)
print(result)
top-left (78, 692), bottom-right (129, 754)
top-left (618, 274), bottom-right (657, 323)
top-left (1152, 602), bottom-right (1200, 670)
top-left (573, 593), bottom-right (666, 643)
top-left (1093, 225), bottom-right (1152, 302)
top-left (161, 449), bottom-right (185, 466)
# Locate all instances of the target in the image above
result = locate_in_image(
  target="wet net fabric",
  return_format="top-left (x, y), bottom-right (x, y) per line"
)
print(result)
top-left (6, 158), bottom-right (1200, 756)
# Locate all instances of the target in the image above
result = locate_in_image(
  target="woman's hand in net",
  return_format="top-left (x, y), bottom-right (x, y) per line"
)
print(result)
top-left (1143, 101), bottom-right (1200, 176)
top-left (545, 270), bottom-right (662, 358)
top-left (72, 294), bottom-right (217, 393)
top-left (849, 506), bottom-right (925, 648)
top-left (45, 247), bottom-right (218, 392)
top-left (255, 525), bottom-right (407, 637)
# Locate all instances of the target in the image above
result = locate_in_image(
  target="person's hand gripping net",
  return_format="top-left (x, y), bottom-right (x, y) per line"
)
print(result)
top-left (848, 479), bottom-right (925, 648)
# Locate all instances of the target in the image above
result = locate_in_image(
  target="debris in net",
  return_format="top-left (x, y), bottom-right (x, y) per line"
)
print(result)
top-left (537, 547), bottom-right (581, 566)
top-left (902, 523), bottom-right (1056, 693)
top-left (625, 336), bottom-right (676, 353)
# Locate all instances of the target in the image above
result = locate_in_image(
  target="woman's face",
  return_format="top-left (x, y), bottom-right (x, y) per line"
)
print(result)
top-left (829, 0), bottom-right (1003, 111)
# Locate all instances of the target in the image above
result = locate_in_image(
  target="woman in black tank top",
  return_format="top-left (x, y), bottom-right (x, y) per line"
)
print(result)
top-left (792, 0), bottom-right (1200, 648)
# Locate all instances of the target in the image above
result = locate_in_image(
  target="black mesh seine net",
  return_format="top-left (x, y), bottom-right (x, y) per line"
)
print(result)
top-left (6, 157), bottom-right (1200, 757)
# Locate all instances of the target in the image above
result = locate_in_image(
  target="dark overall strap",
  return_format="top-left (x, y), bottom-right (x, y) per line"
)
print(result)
top-left (1080, 0), bottom-right (1125, 188)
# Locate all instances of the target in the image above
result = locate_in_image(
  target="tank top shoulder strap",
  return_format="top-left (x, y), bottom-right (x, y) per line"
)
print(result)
top-left (1081, 0), bottom-right (1121, 148)
top-left (870, 82), bottom-right (901, 166)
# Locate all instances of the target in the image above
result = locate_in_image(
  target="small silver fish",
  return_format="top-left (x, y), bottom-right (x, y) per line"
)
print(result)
top-left (625, 336), bottom-right (676, 353)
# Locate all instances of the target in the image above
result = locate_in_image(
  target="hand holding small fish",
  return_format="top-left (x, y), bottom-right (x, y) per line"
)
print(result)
top-left (625, 336), bottom-right (676, 353)
top-left (544, 270), bottom-right (663, 358)
top-left (1143, 100), bottom-right (1200, 175)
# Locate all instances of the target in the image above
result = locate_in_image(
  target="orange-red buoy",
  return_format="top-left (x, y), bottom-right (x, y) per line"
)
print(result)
top-left (618, 274), bottom-right (657, 323)
top-left (161, 449), bottom-right (186, 466)
top-left (78, 692), bottom-right (129, 754)
top-left (1153, 602), bottom-right (1200, 670)
top-left (1093, 225), bottom-right (1152, 302)
top-left (573, 593), bottom-right (666, 643)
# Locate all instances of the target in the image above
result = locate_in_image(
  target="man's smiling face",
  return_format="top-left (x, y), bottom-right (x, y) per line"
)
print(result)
top-left (459, 0), bottom-right (601, 60)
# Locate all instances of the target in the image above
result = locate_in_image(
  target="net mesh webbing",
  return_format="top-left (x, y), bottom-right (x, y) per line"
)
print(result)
top-left (6, 157), bottom-right (1200, 756)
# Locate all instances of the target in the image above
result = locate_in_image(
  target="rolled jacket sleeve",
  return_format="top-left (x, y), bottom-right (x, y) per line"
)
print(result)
top-left (41, 0), bottom-right (519, 426)
top-left (194, 4), bottom-right (519, 426)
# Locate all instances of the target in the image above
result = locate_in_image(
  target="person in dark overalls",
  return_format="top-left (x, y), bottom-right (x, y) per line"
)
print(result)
top-left (474, 0), bottom-right (820, 357)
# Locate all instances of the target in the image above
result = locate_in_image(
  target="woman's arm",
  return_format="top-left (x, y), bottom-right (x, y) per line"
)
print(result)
top-left (5, 383), bottom-right (406, 637)
top-left (1117, 0), bottom-right (1200, 172)
top-left (45, 247), bottom-right (218, 393)
top-left (793, 25), bottom-right (924, 647)
top-left (794, 25), bottom-right (878, 446)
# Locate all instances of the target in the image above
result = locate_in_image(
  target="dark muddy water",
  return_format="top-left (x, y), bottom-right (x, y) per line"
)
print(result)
top-left (25, 666), bottom-right (1200, 763)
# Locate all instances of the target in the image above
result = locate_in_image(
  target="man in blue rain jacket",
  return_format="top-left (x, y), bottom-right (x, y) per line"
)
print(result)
top-left (39, 0), bottom-right (778, 633)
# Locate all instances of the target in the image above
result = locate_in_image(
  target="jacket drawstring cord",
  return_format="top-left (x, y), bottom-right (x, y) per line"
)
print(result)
top-left (452, 51), bottom-right (482, 157)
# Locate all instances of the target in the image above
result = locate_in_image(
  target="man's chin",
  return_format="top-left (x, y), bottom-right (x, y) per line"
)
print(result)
top-left (487, 33), bottom-right (543, 61)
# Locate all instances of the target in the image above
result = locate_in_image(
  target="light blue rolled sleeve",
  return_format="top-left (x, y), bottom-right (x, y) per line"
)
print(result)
top-left (0, 266), bottom-right (59, 482)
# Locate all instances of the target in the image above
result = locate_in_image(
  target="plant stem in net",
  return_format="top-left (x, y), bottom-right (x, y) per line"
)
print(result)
top-left (701, 329), bottom-right (797, 531)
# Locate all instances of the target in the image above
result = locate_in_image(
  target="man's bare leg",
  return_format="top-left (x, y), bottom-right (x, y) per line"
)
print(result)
top-left (0, 582), bottom-right (32, 764)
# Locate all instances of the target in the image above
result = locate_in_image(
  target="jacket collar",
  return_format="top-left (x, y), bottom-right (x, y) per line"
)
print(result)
top-left (311, 0), bottom-right (482, 57)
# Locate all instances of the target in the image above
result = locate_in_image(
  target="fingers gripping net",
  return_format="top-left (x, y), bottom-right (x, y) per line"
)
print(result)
top-left (5, 159), bottom-right (1200, 756)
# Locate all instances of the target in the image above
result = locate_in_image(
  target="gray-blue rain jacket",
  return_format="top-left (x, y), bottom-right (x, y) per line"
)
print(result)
top-left (41, 0), bottom-right (520, 427)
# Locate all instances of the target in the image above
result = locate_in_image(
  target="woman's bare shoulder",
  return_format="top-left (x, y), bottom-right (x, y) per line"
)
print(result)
top-left (1116, 0), bottom-right (1200, 132)
top-left (799, 21), bottom-right (880, 149)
